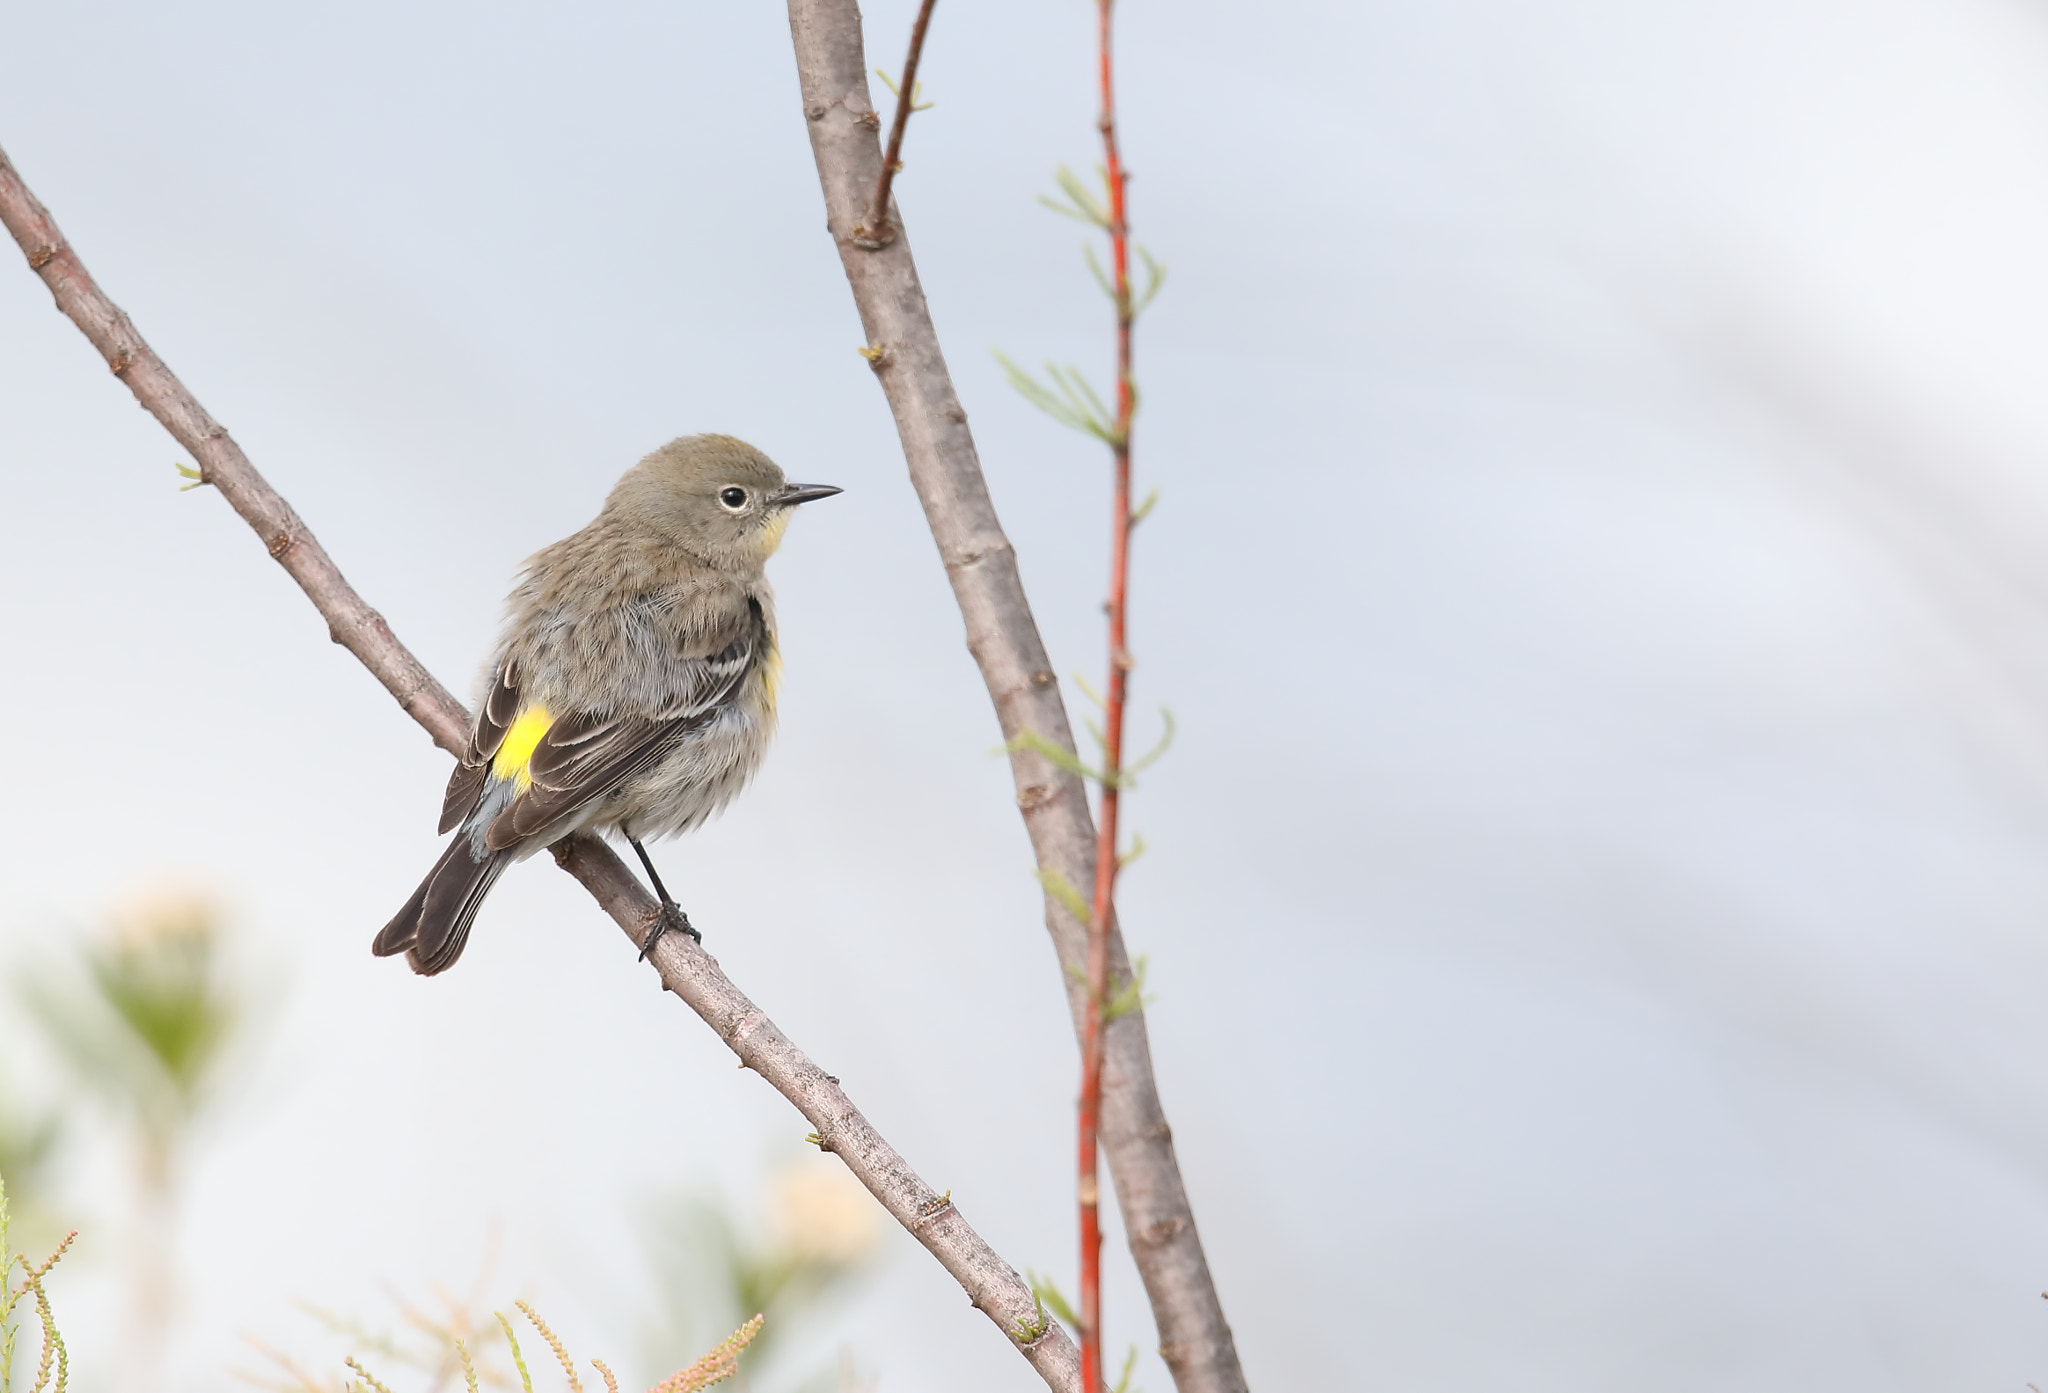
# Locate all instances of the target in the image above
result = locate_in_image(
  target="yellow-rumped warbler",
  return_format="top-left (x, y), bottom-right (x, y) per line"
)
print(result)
top-left (374, 434), bottom-right (841, 975)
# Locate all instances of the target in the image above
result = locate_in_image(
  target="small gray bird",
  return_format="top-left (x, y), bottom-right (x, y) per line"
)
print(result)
top-left (374, 434), bottom-right (841, 975)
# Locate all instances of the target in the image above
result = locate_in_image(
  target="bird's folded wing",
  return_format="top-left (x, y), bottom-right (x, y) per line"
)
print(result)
top-left (438, 659), bottom-right (525, 833)
top-left (459, 606), bottom-right (763, 850)
top-left (482, 707), bottom-right (710, 848)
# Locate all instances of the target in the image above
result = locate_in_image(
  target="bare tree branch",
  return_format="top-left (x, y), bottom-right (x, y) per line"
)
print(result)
top-left (0, 138), bottom-right (1079, 1393)
top-left (0, 170), bottom-right (467, 756)
top-left (781, 6), bottom-right (1248, 1391)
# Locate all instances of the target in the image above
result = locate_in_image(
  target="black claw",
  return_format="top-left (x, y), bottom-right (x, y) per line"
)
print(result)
top-left (627, 836), bottom-right (699, 962)
top-left (638, 901), bottom-right (698, 961)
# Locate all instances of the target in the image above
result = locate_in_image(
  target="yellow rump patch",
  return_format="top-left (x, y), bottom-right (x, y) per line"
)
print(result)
top-left (491, 705), bottom-right (554, 790)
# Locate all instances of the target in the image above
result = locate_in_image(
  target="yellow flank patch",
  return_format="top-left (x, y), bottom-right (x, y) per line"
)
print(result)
top-left (492, 705), bottom-right (554, 790)
top-left (760, 646), bottom-right (782, 714)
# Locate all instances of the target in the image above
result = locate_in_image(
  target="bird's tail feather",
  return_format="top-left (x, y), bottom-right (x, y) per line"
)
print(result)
top-left (372, 836), bottom-right (511, 976)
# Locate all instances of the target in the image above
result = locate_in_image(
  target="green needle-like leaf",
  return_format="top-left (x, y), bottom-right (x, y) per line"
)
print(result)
top-left (1033, 868), bottom-right (1093, 928)
top-left (1027, 1271), bottom-right (1080, 1329)
top-left (1133, 246), bottom-right (1168, 316)
top-left (1124, 707), bottom-right (1177, 781)
top-left (1129, 486), bottom-right (1162, 528)
top-left (1038, 165), bottom-right (1110, 227)
top-left (993, 353), bottom-right (1124, 444)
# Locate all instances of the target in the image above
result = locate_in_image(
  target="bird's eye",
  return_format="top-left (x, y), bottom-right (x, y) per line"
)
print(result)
top-left (718, 487), bottom-right (749, 511)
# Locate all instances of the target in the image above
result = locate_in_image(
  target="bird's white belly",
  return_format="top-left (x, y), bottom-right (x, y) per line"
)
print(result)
top-left (594, 693), bottom-right (776, 841)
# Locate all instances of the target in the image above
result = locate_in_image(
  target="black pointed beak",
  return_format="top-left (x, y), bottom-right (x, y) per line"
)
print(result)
top-left (771, 483), bottom-right (844, 507)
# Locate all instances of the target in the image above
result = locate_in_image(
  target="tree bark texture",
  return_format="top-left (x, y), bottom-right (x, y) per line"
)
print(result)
top-left (0, 138), bottom-right (1079, 1393)
top-left (780, 7), bottom-right (1247, 1390)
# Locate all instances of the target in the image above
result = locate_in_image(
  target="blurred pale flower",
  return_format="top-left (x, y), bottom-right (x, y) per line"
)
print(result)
top-left (107, 880), bottom-right (224, 948)
top-left (769, 1164), bottom-right (878, 1266)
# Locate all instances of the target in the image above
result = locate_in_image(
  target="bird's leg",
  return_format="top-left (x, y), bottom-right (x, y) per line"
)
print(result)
top-left (629, 836), bottom-right (700, 958)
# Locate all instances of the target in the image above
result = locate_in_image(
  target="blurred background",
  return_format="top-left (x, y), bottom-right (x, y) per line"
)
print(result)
top-left (7, 0), bottom-right (2048, 1387)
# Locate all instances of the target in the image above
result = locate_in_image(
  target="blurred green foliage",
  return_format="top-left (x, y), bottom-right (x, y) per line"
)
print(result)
top-left (12, 884), bottom-right (252, 1393)
top-left (24, 888), bottom-right (242, 1150)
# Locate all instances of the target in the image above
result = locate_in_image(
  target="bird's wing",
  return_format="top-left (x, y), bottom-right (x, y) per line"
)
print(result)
top-left (442, 599), bottom-right (766, 850)
top-left (438, 658), bottom-right (525, 833)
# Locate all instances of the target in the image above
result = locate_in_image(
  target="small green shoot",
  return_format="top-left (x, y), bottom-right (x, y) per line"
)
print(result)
top-left (492, 1313), bottom-right (533, 1393)
top-left (452, 1338), bottom-right (480, 1393)
top-left (1104, 956), bottom-right (1154, 1023)
top-left (515, 1302), bottom-right (582, 1393)
top-left (874, 69), bottom-right (934, 111)
top-left (999, 714), bottom-right (1172, 793)
top-left (343, 1357), bottom-right (394, 1393)
top-left (3, 1176), bottom-right (73, 1393)
top-left (648, 1314), bottom-right (763, 1393)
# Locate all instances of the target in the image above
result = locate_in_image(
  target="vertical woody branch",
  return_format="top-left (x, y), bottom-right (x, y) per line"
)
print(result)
top-left (0, 137), bottom-right (1079, 1393)
top-left (782, 5), bottom-right (1248, 1392)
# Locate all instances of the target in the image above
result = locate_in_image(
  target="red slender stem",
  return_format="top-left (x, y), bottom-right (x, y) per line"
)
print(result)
top-left (854, 0), bottom-right (939, 248)
top-left (1079, 0), bottom-right (1133, 1389)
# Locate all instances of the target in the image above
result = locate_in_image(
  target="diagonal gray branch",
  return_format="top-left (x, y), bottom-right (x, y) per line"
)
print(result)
top-left (781, 5), bottom-right (1248, 1390)
top-left (0, 138), bottom-right (1078, 1393)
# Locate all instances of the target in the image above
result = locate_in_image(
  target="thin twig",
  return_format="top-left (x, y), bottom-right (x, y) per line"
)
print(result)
top-left (851, 0), bottom-right (938, 249)
top-left (0, 137), bottom-right (1078, 1393)
top-left (781, 5), bottom-right (1248, 1391)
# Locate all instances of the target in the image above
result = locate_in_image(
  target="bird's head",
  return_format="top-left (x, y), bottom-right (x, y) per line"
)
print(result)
top-left (607, 434), bottom-right (842, 569)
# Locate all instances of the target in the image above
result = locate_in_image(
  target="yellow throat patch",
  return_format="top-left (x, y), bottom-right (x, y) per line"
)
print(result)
top-left (753, 510), bottom-right (792, 560)
top-left (492, 705), bottom-right (554, 790)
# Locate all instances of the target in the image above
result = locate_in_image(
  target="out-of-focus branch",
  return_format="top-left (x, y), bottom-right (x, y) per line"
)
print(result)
top-left (851, 0), bottom-right (937, 249)
top-left (0, 138), bottom-right (1078, 1393)
top-left (781, 6), bottom-right (1247, 1391)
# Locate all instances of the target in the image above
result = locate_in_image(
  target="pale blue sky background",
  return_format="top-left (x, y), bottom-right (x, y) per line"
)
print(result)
top-left (9, 0), bottom-right (2048, 1389)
